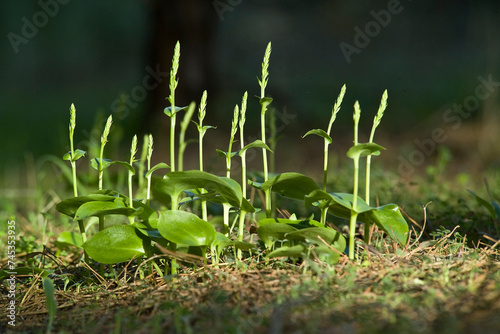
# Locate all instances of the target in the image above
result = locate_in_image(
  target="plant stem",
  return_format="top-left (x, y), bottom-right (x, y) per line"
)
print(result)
top-left (98, 115), bottom-right (113, 190)
top-left (237, 92), bottom-right (248, 260)
top-left (323, 84), bottom-right (346, 191)
top-left (365, 89), bottom-right (387, 206)
top-left (128, 135), bottom-right (137, 223)
top-left (170, 113), bottom-right (176, 172)
top-left (69, 104), bottom-right (78, 197)
top-left (197, 91), bottom-right (209, 221)
top-left (167, 41), bottom-right (180, 172)
top-left (259, 42), bottom-right (272, 217)
top-left (239, 92), bottom-right (248, 198)
top-left (364, 90), bottom-right (387, 244)
top-left (349, 101), bottom-right (361, 260)
top-left (146, 134), bottom-right (153, 205)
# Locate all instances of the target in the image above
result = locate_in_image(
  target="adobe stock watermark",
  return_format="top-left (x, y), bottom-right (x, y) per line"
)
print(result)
top-left (398, 74), bottom-right (500, 177)
top-left (339, 0), bottom-right (408, 64)
top-left (213, 0), bottom-right (243, 21)
top-left (110, 64), bottom-right (169, 121)
top-left (72, 63), bottom-right (168, 158)
top-left (7, 0), bottom-right (71, 54)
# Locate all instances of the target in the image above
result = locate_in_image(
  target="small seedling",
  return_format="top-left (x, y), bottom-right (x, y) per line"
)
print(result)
top-left (258, 42), bottom-right (273, 217)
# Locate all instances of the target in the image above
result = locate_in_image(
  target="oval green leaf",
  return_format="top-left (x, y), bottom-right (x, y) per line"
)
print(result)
top-left (145, 163), bottom-right (170, 178)
top-left (302, 129), bottom-right (332, 143)
top-left (155, 170), bottom-right (242, 207)
top-left (56, 231), bottom-right (83, 249)
top-left (82, 225), bottom-right (146, 264)
top-left (367, 204), bottom-right (408, 246)
top-left (91, 158), bottom-right (112, 170)
top-left (346, 142), bottom-right (385, 160)
top-left (285, 227), bottom-right (346, 252)
top-left (157, 210), bottom-right (216, 246)
top-left (73, 200), bottom-right (140, 220)
top-left (261, 172), bottom-right (320, 200)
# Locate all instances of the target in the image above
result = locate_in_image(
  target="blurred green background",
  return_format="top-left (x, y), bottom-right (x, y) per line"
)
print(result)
top-left (1, 0), bottom-right (499, 178)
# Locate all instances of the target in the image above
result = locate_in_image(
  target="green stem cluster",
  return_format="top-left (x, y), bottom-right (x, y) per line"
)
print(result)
top-left (259, 42), bottom-right (273, 218)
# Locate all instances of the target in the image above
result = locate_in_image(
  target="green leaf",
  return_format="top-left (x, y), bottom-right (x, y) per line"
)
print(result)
top-left (238, 140), bottom-right (273, 155)
top-left (111, 160), bottom-right (135, 174)
top-left (145, 162), bottom-right (170, 178)
top-left (91, 158), bottom-right (112, 170)
top-left (285, 227), bottom-right (346, 252)
top-left (82, 225), bottom-right (146, 264)
top-left (306, 190), bottom-right (373, 215)
top-left (216, 149), bottom-right (238, 159)
top-left (257, 221), bottom-right (298, 248)
top-left (211, 233), bottom-right (257, 252)
top-left (63, 149), bottom-right (86, 162)
top-left (258, 218), bottom-right (324, 229)
top-left (259, 97), bottom-right (273, 108)
top-left (133, 201), bottom-right (159, 228)
top-left (302, 129), bottom-right (332, 143)
top-left (367, 204), bottom-right (408, 246)
top-left (73, 200), bottom-right (141, 220)
top-left (267, 244), bottom-right (306, 258)
top-left (42, 277), bottom-right (57, 330)
top-left (56, 231), bottom-right (83, 249)
top-left (261, 172), bottom-right (320, 200)
top-left (240, 197), bottom-right (256, 213)
top-left (155, 170), bottom-right (242, 207)
top-left (164, 105), bottom-right (188, 117)
top-left (216, 140), bottom-right (272, 159)
top-left (346, 142), bottom-right (385, 160)
top-left (467, 190), bottom-right (497, 218)
top-left (91, 159), bottom-right (135, 174)
top-left (157, 210), bottom-right (216, 246)
top-left (55, 190), bottom-right (121, 218)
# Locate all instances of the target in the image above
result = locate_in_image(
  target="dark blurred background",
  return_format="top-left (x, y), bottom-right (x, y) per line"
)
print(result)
top-left (1, 0), bottom-right (500, 180)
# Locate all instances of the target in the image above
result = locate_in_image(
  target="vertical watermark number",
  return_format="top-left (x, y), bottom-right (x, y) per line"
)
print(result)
top-left (6, 220), bottom-right (17, 327)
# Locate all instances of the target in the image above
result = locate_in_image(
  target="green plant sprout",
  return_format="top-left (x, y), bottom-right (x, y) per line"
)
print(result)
top-left (364, 90), bottom-right (387, 243)
top-left (258, 42), bottom-right (273, 217)
top-left (237, 92), bottom-right (249, 259)
top-left (164, 41), bottom-right (182, 172)
top-left (345, 102), bottom-right (386, 258)
top-left (128, 135), bottom-right (137, 223)
top-left (302, 84), bottom-right (346, 224)
top-left (194, 90), bottom-right (214, 221)
top-left (63, 103), bottom-right (87, 245)
top-left (178, 102), bottom-right (196, 172)
top-left (146, 134), bottom-right (153, 204)
top-left (303, 84), bottom-right (346, 191)
top-left (239, 92), bottom-right (248, 198)
top-left (348, 101), bottom-right (362, 259)
top-left (216, 105), bottom-right (240, 234)
top-left (64, 103), bottom-right (85, 197)
top-left (366, 90), bottom-right (387, 205)
top-left (98, 115), bottom-right (113, 191)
